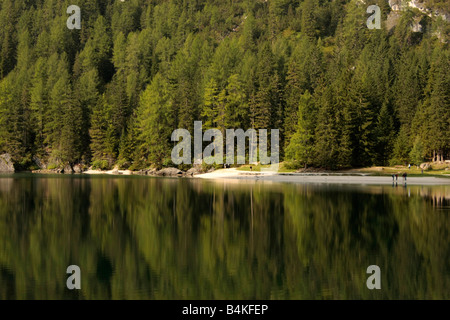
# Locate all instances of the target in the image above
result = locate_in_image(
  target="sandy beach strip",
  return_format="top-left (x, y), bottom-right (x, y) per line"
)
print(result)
top-left (83, 169), bottom-right (133, 175)
top-left (195, 169), bottom-right (450, 185)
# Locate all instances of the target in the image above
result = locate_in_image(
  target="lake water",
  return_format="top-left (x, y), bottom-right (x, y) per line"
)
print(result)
top-left (0, 174), bottom-right (449, 300)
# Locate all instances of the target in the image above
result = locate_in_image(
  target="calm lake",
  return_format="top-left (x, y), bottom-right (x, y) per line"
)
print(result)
top-left (0, 174), bottom-right (449, 300)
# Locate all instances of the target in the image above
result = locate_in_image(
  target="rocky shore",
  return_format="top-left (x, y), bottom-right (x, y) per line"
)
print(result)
top-left (32, 166), bottom-right (206, 177)
top-left (0, 154), bottom-right (15, 173)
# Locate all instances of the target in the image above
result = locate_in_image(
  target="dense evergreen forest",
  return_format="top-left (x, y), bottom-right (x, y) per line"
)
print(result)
top-left (0, 0), bottom-right (448, 171)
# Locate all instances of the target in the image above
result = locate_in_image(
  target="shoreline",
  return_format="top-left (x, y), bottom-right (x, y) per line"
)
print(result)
top-left (4, 168), bottom-right (450, 185)
top-left (83, 169), bottom-right (134, 175)
top-left (195, 169), bottom-right (450, 185)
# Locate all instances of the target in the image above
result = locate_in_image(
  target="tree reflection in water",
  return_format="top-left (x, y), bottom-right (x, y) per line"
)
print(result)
top-left (0, 174), bottom-right (448, 299)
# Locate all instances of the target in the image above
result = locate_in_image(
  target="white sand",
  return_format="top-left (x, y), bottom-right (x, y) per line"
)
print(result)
top-left (195, 169), bottom-right (450, 185)
top-left (83, 169), bottom-right (133, 175)
top-left (79, 167), bottom-right (450, 185)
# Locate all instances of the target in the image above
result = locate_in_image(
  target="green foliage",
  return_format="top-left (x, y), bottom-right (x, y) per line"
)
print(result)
top-left (286, 90), bottom-right (315, 166)
top-left (375, 103), bottom-right (395, 166)
top-left (0, 0), bottom-right (448, 169)
top-left (92, 159), bottom-right (109, 170)
top-left (47, 163), bottom-right (58, 170)
top-left (134, 73), bottom-right (174, 167)
top-left (391, 127), bottom-right (412, 166)
top-left (409, 137), bottom-right (425, 166)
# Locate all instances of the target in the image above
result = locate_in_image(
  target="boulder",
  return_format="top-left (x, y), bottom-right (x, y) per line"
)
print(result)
top-left (411, 17), bottom-right (423, 33)
top-left (420, 163), bottom-right (431, 170)
top-left (33, 156), bottom-right (47, 169)
top-left (0, 153), bottom-right (15, 172)
top-left (147, 168), bottom-right (158, 176)
top-left (157, 167), bottom-right (184, 177)
top-left (386, 12), bottom-right (400, 31)
top-left (73, 164), bottom-right (83, 174)
top-left (388, 0), bottom-right (401, 11)
top-left (186, 167), bottom-right (202, 176)
top-left (63, 165), bottom-right (74, 174)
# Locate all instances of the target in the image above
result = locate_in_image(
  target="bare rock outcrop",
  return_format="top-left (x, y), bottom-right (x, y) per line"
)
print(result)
top-left (156, 167), bottom-right (185, 177)
top-left (186, 167), bottom-right (202, 176)
top-left (0, 153), bottom-right (14, 172)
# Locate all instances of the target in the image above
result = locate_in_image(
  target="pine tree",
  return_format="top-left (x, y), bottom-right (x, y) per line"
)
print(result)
top-left (0, 0), bottom-right (17, 78)
top-left (391, 126), bottom-right (411, 166)
top-left (202, 78), bottom-right (219, 130)
top-left (409, 137), bottom-right (425, 166)
top-left (414, 46), bottom-right (450, 162)
top-left (301, 0), bottom-right (317, 39)
top-left (74, 68), bottom-right (100, 161)
top-left (89, 96), bottom-right (110, 163)
top-left (375, 103), bottom-right (395, 166)
top-left (286, 90), bottom-right (315, 167)
top-left (393, 51), bottom-right (422, 130)
top-left (0, 76), bottom-right (14, 153)
top-left (30, 58), bottom-right (48, 156)
top-left (223, 74), bottom-right (248, 129)
top-left (314, 87), bottom-right (340, 169)
top-left (348, 81), bottom-right (375, 167)
top-left (44, 57), bottom-right (72, 163)
top-left (134, 73), bottom-right (174, 167)
top-left (60, 98), bottom-right (83, 166)
top-left (284, 38), bottom-right (322, 148)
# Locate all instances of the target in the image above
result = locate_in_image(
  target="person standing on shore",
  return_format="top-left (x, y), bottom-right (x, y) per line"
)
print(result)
top-left (403, 172), bottom-right (407, 182)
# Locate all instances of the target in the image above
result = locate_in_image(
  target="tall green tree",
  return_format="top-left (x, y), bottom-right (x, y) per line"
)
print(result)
top-left (134, 73), bottom-right (174, 167)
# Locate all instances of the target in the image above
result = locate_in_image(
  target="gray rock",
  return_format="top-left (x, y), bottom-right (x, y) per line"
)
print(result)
top-left (186, 167), bottom-right (201, 176)
top-left (420, 163), bottom-right (431, 170)
top-left (389, 0), bottom-right (401, 11)
top-left (73, 164), bottom-right (83, 174)
top-left (0, 153), bottom-right (15, 172)
top-left (386, 12), bottom-right (400, 31)
top-left (63, 165), bottom-right (74, 174)
top-left (33, 155), bottom-right (47, 169)
top-left (157, 167), bottom-right (184, 177)
top-left (411, 17), bottom-right (423, 33)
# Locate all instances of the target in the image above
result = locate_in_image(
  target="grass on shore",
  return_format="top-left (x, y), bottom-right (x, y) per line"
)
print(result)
top-left (236, 163), bottom-right (450, 178)
top-left (236, 163), bottom-right (294, 173)
top-left (354, 165), bottom-right (450, 178)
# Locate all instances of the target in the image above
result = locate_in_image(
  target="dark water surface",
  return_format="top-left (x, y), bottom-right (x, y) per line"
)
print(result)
top-left (0, 174), bottom-right (449, 300)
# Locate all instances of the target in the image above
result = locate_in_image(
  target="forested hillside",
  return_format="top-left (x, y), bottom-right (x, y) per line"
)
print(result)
top-left (0, 0), bottom-right (448, 170)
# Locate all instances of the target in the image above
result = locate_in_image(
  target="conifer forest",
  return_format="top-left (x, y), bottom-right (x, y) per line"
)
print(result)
top-left (0, 0), bottom-right (448, 171)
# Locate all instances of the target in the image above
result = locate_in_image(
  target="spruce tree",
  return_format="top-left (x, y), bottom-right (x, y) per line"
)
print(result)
top-left (135, 73), bottom-right (174, 167)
